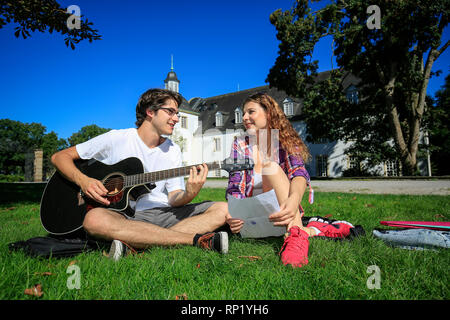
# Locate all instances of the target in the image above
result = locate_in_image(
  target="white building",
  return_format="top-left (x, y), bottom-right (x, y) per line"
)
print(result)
top-left (163, 67), bottom-right (426, 178)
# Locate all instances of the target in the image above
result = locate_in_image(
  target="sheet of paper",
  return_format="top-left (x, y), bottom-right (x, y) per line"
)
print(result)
top-left (228, 189), bottom-right (286, 238)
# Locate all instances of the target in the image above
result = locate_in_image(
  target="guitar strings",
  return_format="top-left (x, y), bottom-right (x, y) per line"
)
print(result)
top-left (101, 163), bottom-right (221, 191)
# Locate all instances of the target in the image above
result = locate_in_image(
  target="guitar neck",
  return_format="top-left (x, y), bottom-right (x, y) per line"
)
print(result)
top-left (124, 162), bottom-right (221, 187)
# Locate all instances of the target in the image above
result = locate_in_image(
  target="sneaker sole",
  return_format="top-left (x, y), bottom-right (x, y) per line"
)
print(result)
top-left (218, 232), bottom-right (229, 254)
top-left (308, 216), bottom-right (332, 224)
top-left (332, 220), bottom-right (355, 228)
top-left (109, 240), bottom-right (124, 261)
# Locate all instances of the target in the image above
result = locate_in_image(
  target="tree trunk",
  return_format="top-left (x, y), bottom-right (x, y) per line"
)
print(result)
top-left (388, 100), bottom-right (416, 175)
top-left (383, 60), bottom-right (417, 176)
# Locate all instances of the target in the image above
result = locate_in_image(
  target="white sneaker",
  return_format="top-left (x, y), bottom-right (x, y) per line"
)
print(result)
top-left (195, 231), bottom-right (229, 254)
top-left (108, 240), bottom-right (128, 261)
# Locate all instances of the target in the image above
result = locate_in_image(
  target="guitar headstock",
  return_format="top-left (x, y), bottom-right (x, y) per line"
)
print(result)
top-left (220, 157), bottom-right (254, 173)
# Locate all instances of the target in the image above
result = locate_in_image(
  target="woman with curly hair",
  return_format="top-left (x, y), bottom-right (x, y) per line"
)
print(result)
top-left (225, 92), bottom-right (353, 268)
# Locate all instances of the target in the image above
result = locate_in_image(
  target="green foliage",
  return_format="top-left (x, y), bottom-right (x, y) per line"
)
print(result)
top-left (0, 119), bottom-right (44, 175)
top-left (427, 73), bottom-right (450, 175)
top-left (0, 174), bottom-right (24, 182)
top-left (67, 124), bottom-right (111, 146)
top-left (0, 119), bottom-right (111, 180)
top-left (0, 119), bottom-right (68, 179)
top-left (41, 131), bottom-right (68, 177)
top-left (0, 0), bottom-right (102, 49)
top-left (267, 0), bottom-right (450, 175)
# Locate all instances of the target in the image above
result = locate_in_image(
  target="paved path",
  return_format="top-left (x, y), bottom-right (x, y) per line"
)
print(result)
top-left (204, 179), bottom-right (450, 195)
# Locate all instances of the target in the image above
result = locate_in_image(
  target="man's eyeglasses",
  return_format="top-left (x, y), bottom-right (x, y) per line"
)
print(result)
top-left (157, 107), bottom-right (180, 117)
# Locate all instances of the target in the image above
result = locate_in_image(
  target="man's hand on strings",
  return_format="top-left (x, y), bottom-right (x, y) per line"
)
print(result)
top-left (80, 176), bottom-right (110, 205)
top-left (185, 163), bottom-right (208, 199)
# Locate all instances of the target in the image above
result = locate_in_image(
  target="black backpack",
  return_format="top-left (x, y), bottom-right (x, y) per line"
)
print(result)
top-left (8, 234), bottom-right (106, 259)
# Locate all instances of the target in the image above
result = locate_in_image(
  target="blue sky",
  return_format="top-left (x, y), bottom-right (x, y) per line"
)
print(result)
top-left (0, 0), bottom-right (449, 140)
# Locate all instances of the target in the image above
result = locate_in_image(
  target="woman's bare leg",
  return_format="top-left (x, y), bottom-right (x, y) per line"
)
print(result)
top-left (261, 162), bottom-right (316, 236)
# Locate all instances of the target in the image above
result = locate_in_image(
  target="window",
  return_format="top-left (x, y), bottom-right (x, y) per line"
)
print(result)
top-left (234, 107), bottom-right (242, 124)
top-left (283, 98), bottom-right (294, 116)
top-left (385, 160), bottom-right (401, 177)
top-left (215, 169), bottom-right (221, 177)
top-left (316, 155), bottom-right (328, 177)
top-left (348, 156), bottom-right (360, 170)
top-left (215, 112), bottom-right (223, 127)
top-left (315, 137), bottom-right (329, 144)
top-left (346, 85), bottom-right (359, 104)
top-left (180, 116), bottom-right (188, 129)
top-left (213, 138), bottom-right (221, 152)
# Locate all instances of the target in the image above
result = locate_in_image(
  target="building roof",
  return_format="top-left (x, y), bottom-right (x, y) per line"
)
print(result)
top-left (178, 96), bottom-right (198, 115)
top-left (185, 70), bottom-right (360, 133)
top-left (190, 85), bottom-right (302, 134)
top-left (164, 70), bottom-right (180, 83)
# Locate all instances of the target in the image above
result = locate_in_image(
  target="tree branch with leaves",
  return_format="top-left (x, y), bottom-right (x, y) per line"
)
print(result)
top-left (0, 0), bottom-right (101, 49)
top-left (267, 0), bottom-right (449, 175)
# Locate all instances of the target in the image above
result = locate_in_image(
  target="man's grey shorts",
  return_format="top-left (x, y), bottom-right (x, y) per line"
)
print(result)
top-left (126, 201), bottom-right (215, 228)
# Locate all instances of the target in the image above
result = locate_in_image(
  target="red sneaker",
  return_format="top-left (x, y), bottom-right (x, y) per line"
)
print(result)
top-left (279, 226), bottom-right (309, 268)
top-left (307, 220), bottom-right (354, 238)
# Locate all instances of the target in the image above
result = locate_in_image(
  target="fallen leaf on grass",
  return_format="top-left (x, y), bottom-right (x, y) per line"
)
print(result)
top-left (196, 263), bottom-right (201, 268)
top-left (364, 203), bottom-right (375, 208)
top-left (1, 207), bottom-right (17, 212)
top-left (24, 284), bottom-right (43, 298)
top-left (434, 214), bottom-right (445, 219)
top-left (238, 255), bottom-right (261, 261)
top-left (324, 214), bottom-right (333, 218)
top-left (175, 293), bottom-right (188, 300)
top-left (68, 260), bottom-right (77, 266)
top-left (34, 272), bottom-right (54, 276)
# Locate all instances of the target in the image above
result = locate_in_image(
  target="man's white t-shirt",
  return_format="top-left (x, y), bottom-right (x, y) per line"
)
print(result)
top-left (75, 128), bottom-right (185, 211)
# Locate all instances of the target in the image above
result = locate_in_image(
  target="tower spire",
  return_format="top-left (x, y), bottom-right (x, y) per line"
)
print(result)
top-left (165, 54), bottom-right (180, 93)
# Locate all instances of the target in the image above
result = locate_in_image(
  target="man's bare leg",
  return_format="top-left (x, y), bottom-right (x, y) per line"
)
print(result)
top-left (83, 208), bottom-right (196, 249)
top-left (83, 202), bottom-right (228, 249)
top-left (169, 202), bottom-right (228, 234)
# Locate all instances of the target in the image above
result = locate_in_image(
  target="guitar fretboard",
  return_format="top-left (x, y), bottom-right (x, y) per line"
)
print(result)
top-left (124, 162), bottom-right (221, 187)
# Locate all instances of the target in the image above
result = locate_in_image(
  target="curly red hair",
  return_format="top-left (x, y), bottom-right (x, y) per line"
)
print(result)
top-left (243, 92), bottom-right (311, 163)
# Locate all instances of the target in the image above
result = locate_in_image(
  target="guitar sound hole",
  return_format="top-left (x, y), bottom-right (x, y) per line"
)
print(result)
top-left (103, 175), bottom-right (124, 195)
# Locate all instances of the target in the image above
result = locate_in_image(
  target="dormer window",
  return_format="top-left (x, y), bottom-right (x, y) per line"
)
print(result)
top-left (346, 85), bottom-right (359, 104)
top-left (215, 111), bottom-right (223, 127)
top-left (283, 98), bottom-right (294, 116)
top-left (234, 107), bottom-right (242, 124)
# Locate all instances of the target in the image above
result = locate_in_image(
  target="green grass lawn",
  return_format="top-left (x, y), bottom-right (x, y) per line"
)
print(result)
top-left (0, 188), bottom-right (449, 300)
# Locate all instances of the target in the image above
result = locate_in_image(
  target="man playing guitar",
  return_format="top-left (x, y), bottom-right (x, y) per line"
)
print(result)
top-left (51, 88), bottom-right (229, 260)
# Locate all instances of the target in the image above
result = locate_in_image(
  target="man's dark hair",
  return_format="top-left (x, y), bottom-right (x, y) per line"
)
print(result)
top-left (135, 89), bottom-right (183, 127)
